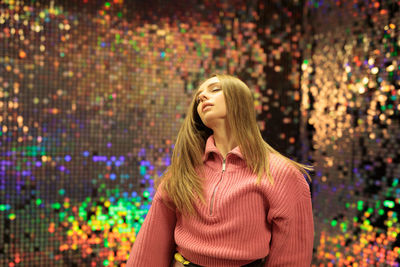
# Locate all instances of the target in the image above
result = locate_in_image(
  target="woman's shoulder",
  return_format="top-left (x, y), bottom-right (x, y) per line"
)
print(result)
top-left (153, 178), bottom-right (177, 210)
top-left (266, 153), bottom-right (310, 196)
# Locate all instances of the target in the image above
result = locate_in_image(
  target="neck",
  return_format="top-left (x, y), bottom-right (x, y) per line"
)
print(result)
top-left (212, 123), bottom-right (238, 159)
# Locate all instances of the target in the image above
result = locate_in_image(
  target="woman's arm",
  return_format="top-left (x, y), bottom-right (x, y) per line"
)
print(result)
top-left (126, 190), bottom-right (177, 267)
top-left (265, 163), bottom-right (314, 266)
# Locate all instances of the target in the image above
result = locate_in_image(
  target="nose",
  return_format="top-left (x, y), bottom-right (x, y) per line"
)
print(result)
top-left (198, 91), bottom-right (208, 102)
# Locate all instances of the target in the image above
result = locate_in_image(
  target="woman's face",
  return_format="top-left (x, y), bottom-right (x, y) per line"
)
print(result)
top-left (196, 76), bottom-right (227, 129)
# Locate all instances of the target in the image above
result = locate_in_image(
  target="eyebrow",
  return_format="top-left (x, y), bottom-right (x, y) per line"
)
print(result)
top-left (194, 82), bottom-right (220, 99)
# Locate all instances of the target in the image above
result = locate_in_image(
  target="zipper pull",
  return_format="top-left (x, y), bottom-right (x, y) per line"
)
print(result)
top-left (222, 158), bottom-right (226, 172)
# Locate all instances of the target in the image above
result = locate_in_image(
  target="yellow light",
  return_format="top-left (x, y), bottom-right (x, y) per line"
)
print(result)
top-left (371, 67), bottom-right (379, 74)
top-left (368, 58), bottom-right (375, 65)
top-left (387, 65), bottom-right (394, 72)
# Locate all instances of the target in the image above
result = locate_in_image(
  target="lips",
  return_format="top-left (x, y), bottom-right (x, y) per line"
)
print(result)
top-left (202, 102), bottom-right (213, 112)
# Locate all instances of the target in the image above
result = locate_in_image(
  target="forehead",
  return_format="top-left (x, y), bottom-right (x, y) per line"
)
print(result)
top-left (197, 76), bottom-right (220, 93)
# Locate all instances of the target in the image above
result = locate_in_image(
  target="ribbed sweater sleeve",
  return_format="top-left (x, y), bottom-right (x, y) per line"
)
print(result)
top-left (126, 190), bottom-right (177, 267)
top-left (264, 157), bottom-right (314, 266)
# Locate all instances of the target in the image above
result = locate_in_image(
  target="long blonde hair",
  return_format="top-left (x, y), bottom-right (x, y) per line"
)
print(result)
top-left (161, 74), bottom-right (312, 215)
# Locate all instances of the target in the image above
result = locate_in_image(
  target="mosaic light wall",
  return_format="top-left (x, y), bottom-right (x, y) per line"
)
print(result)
top-left (302, 0), bottom-right (400, 265)
top-left (0, 0), bottom-right (305, 265)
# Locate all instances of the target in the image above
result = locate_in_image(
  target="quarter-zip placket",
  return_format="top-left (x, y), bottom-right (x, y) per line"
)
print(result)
top-left (209, 158), bottom-right (226, 216)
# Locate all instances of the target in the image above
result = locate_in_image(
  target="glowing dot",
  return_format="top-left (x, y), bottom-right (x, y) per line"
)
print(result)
top-left (371, 67), bottom-right (379, 74)
top-left (19, 50), bottom-right (26, 58)
top-left (65, 155), bottom-right (71, 162)
top-left (384, 200), bottom-right (395, 208)
top-left (368, 58), bottom-right (375, 65)
top-left (387, 65), bottom-right (395, 72)
top-left (357, 200), bottom-right (363, 211)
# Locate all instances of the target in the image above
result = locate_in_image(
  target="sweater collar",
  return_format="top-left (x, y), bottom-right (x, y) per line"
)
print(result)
top-left (202, 135), bottom-right (244, 162)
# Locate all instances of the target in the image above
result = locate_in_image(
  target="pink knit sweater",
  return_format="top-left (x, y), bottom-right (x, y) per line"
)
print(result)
top-left (126, 136), bottom-right (314, 266)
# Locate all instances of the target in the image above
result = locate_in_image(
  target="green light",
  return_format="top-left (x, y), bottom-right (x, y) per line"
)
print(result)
top-left (52, 203), bottom-right (61, 209)
top-left (105, 2), bottom-right (111, 7)
top-left (0, 205), bottom-right (6, 211)
top-left (384, 200), bottom-right (395, 208)
top-left (59, 189), bottom-right (65, 195)
top-left (378, 209), bottom-right (384, 215)
top-left (393, 179), bottom-right (399, 187)
top-left (357, 200), bottom-right (364, 211)
top-left (140, 166), bottom-right (146, 175)
top-left (143, 191), bottom-right (150, 198)
top-left (103, 259), bottom-right (109, 266)
top-left (36, 199), bottom-right (42, 206)
top-left (367, 207), bottom-right (373, 214)
top-left (331, 219), bottom-right (337, 227)
top-left (340, 222), bottom-right (347, 232)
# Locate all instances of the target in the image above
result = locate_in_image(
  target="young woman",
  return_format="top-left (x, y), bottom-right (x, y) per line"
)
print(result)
top-left (126, 74), bottom-right (314, 267)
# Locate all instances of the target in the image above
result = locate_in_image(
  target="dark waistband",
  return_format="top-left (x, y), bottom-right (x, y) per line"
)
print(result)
top-left (174, 252), bottom-right (267, 267)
